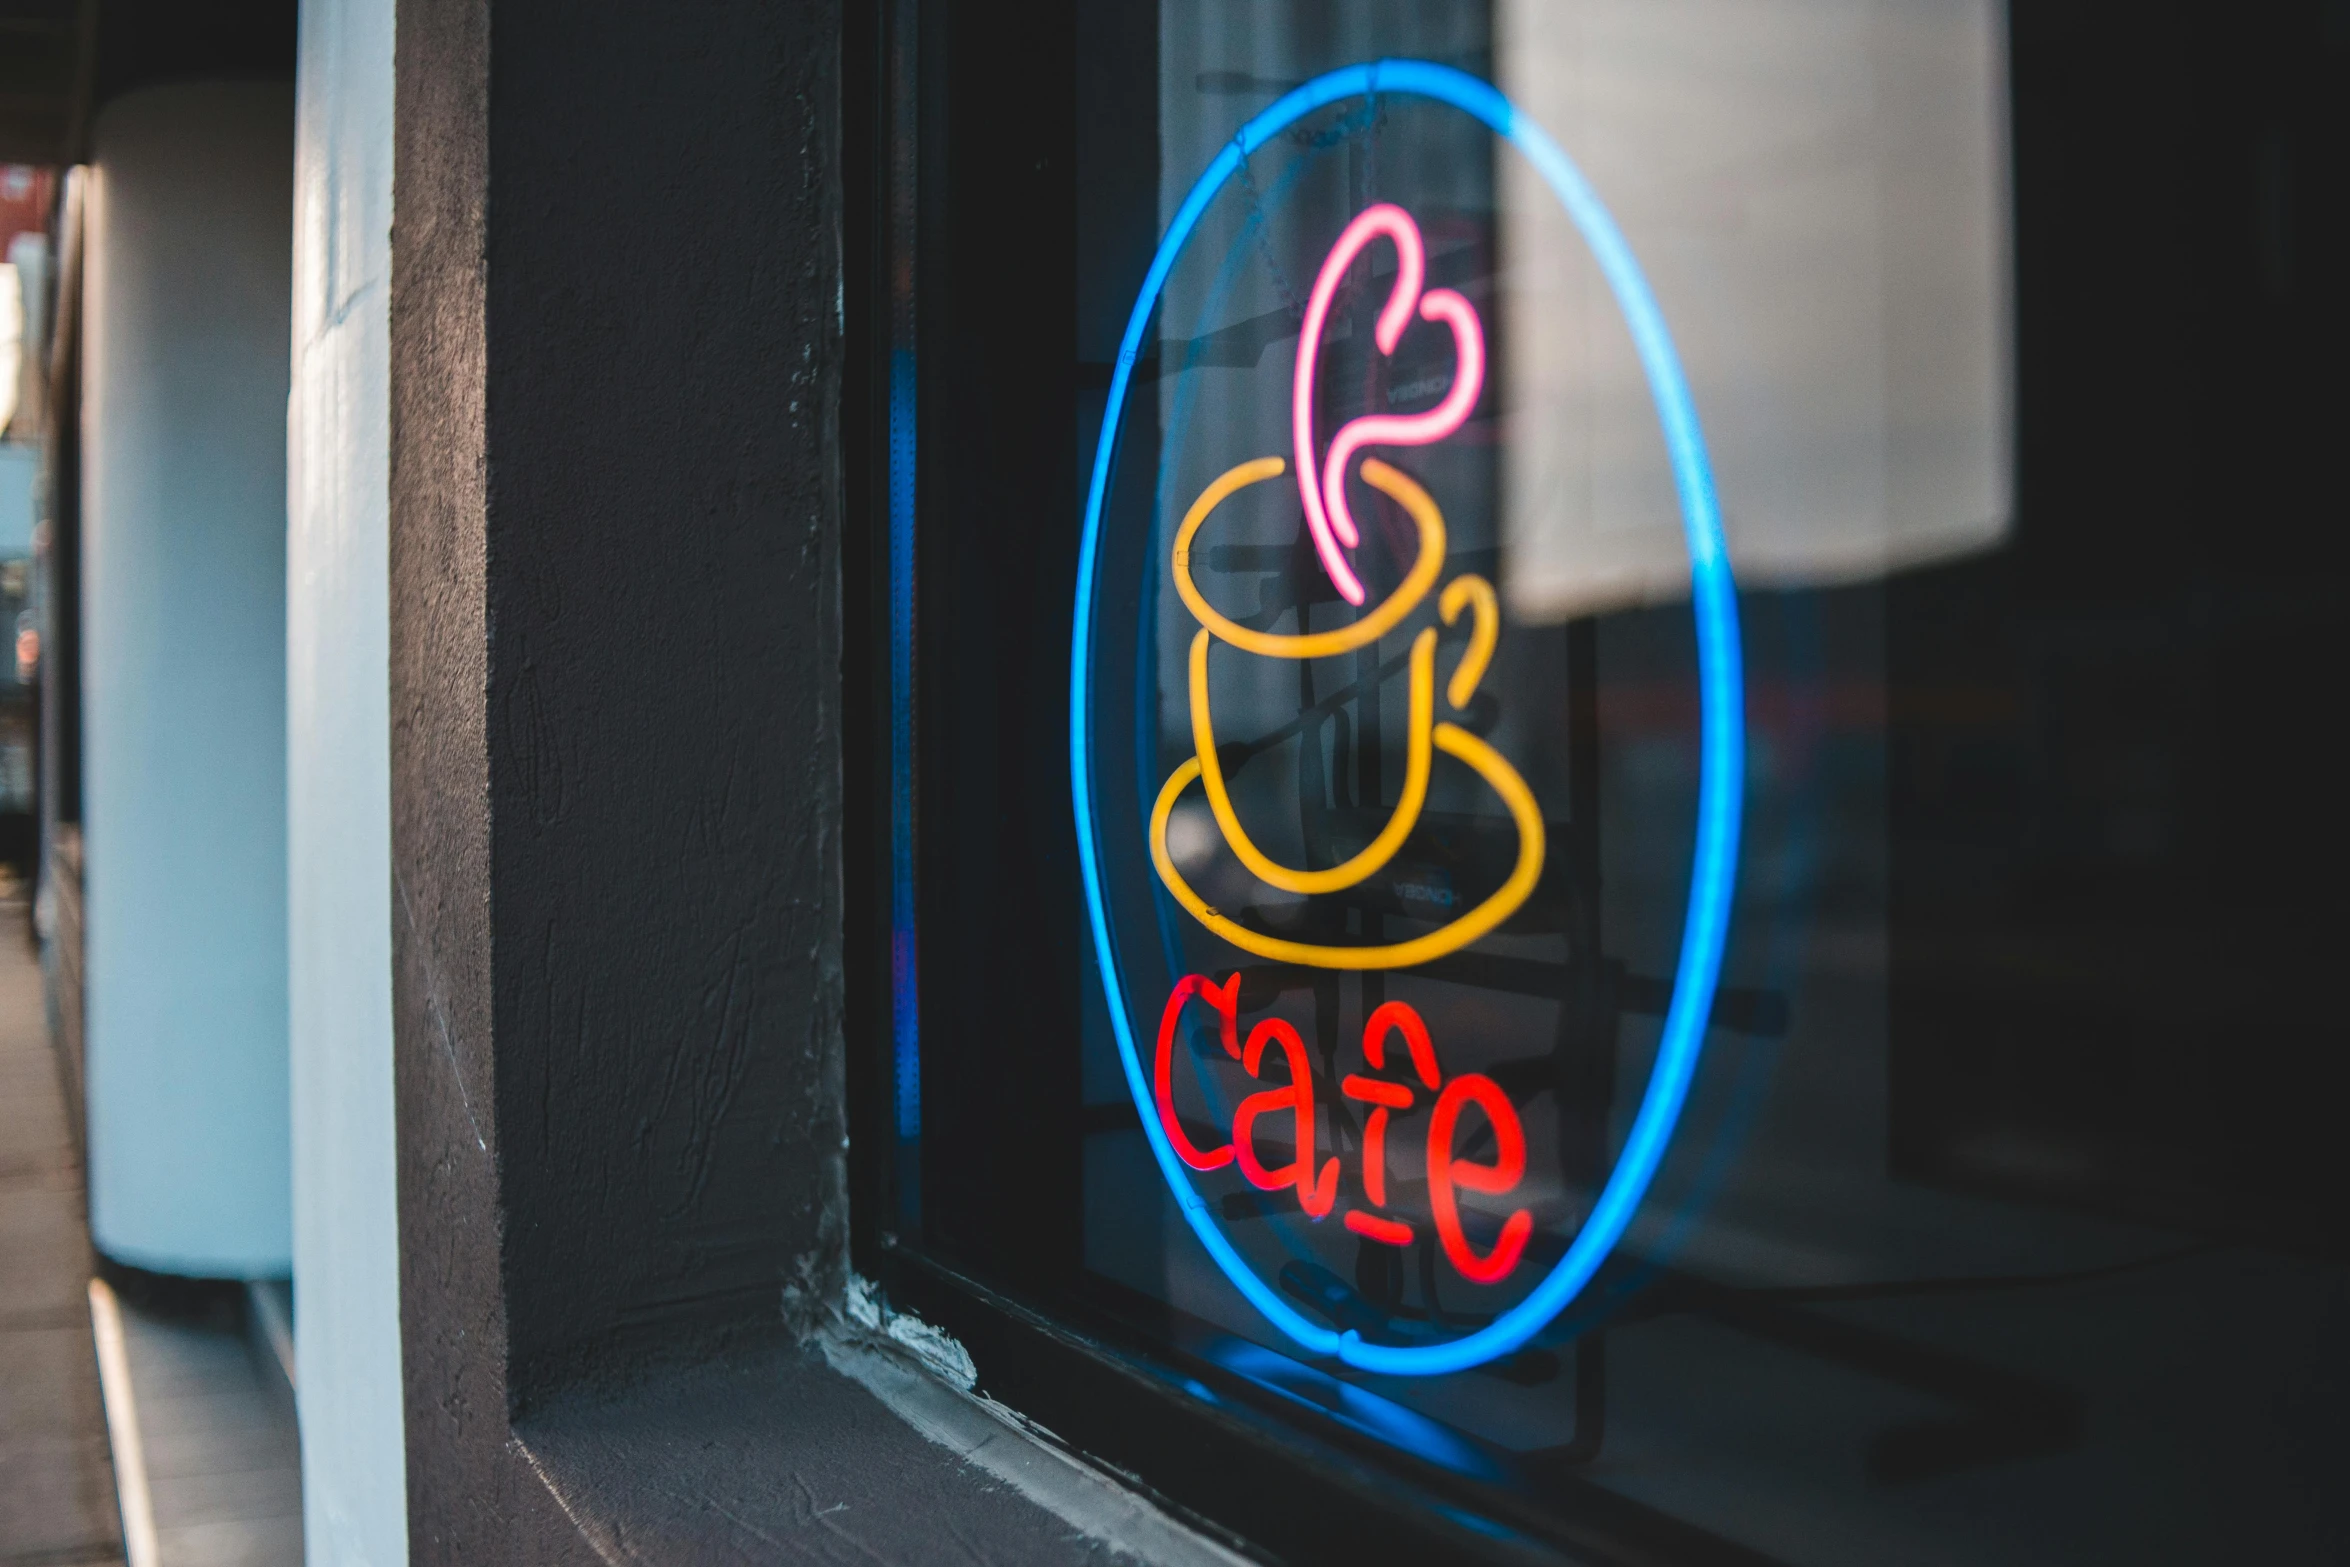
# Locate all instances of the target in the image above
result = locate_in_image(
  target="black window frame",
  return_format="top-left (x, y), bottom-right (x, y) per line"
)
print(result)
top-left (843, 4), bottom-right (2350, 1564)
top-left (840, 5), bottom-right (1793, 1562)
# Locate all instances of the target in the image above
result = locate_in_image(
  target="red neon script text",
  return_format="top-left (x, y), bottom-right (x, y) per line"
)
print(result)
top-left (1155, 981), bottom-right (1532, 1284)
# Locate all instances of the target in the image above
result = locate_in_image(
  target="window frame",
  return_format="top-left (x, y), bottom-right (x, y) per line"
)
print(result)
top-left (840, 6), bottom-right (1787, 1562)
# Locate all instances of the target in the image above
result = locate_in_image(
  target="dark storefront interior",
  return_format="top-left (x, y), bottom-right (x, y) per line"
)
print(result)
top-left (857, 3), bottom-right (2346, 1562)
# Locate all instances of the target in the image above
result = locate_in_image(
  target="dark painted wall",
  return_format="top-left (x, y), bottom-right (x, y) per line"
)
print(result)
top-left (390, 0), bottom-right (847, 1555)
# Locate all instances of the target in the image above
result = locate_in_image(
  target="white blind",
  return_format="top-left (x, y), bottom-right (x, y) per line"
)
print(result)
top-left (1498, 0), bottom-right (2012, 619)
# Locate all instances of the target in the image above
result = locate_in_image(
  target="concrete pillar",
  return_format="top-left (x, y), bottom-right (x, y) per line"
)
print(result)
top-left (80, 82), bottom-right (294, 1276)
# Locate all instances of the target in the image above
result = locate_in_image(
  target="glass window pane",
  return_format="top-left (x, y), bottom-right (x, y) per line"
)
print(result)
top-left (901, 4), bottom-right (2348, 1560)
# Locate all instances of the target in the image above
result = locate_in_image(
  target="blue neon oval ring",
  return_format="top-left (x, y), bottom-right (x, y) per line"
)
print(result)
top-left (1070, 59), bottom-right (1746, 1378)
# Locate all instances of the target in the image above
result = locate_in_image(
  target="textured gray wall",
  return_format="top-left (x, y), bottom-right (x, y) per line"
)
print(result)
top-left (390, 0), bottom-right (847, 1554)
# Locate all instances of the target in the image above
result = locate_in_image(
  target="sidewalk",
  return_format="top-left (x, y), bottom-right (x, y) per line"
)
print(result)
top-left (0, 892), bottom-right (124, 1567)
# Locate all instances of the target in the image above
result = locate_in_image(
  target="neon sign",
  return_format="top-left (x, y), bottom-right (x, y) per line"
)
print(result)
top-left (1154, 982), bottom-right (1535, 1286)
top-left (1073, 60), bottom-right (1746, 1377)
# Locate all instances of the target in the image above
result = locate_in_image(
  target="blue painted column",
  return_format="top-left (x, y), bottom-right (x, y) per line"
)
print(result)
top-left (290, 0), bottom-right (412, 1554)
top-left (80, 82), bottom-right (294, 1277)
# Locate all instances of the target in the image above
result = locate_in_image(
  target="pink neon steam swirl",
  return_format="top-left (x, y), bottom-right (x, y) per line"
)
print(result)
top-left (1291, 203), bottom-right (1487, 606)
